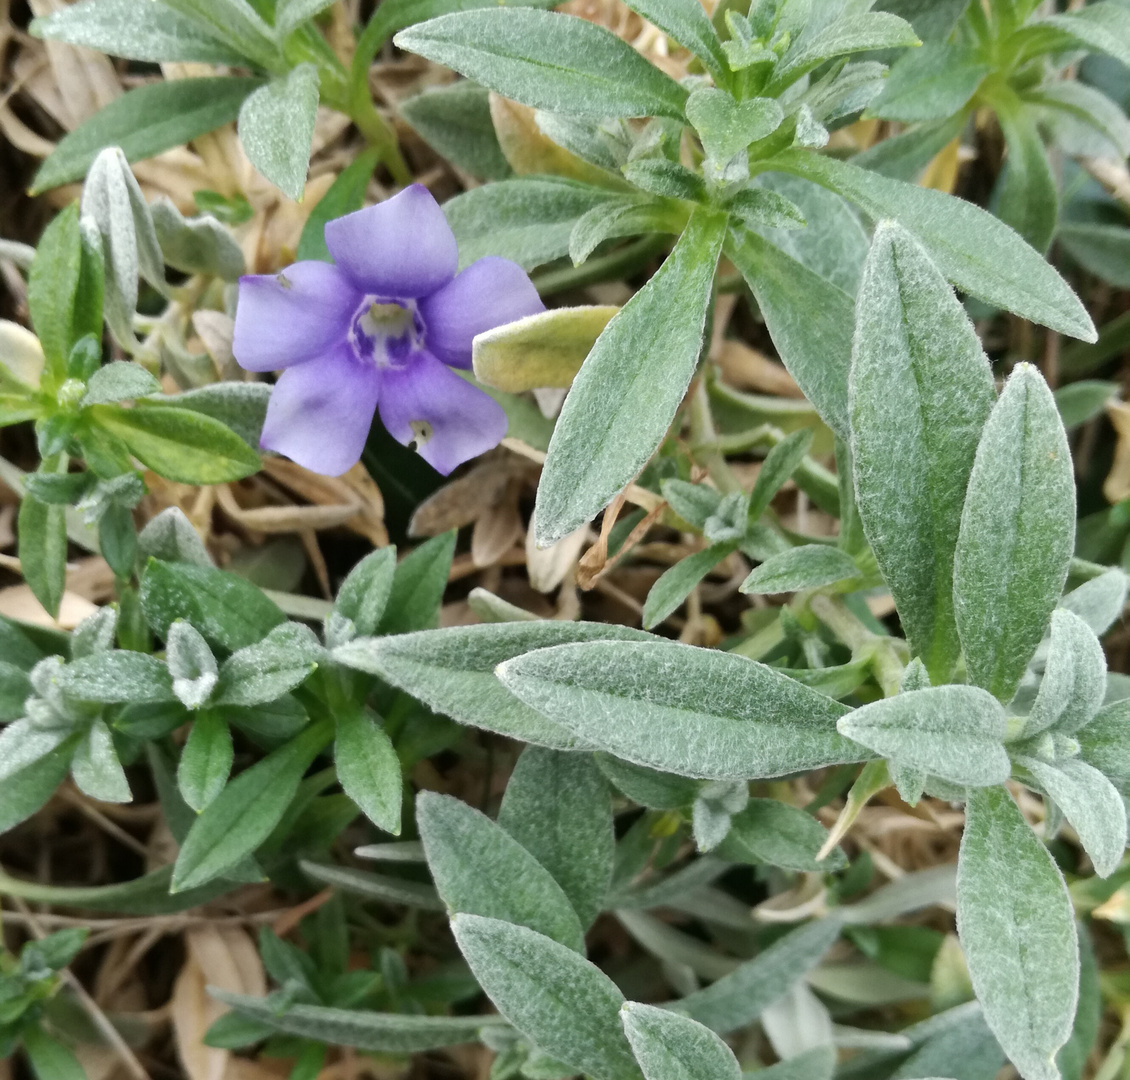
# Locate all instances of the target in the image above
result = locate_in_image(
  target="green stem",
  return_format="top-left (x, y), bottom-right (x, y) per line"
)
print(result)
top-left (688, 381), bottom-right (743, 494)
top-left (531, 235), bottom-right (668, 296)
top-left (808, 593), bottom-right (904, 698)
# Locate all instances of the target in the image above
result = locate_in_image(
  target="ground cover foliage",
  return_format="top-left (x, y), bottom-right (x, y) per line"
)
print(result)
top-left (3, 0), bottom-right (1130, 1077)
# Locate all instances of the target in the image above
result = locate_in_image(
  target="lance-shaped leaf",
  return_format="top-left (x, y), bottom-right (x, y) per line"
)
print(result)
top-left (716, 799), bottom-right (844, 872)
top-left (535, 208), bottom-right (726, 544)
top-left (770, 150), bottom-right (1095, 342)
top-left (869, 42), bottom-right (990, 123)
top-left (644, 542), bottom-right (738, 630)
top-left (1078, 699), bottom-right (1130, 791)
top-left (335, 707), bottom-right (402, 835)
top-left (1014, 3), bottom-right (1130, 68)
top-left (621, 1003), bottom-right (741, 1080)
top-left (957, 786), bottom-right (1079, 1080)
top-left (621, 0), bottom-right (727, 83)
top-left (396, 9), bottom-right (688, 120)
top-left (498, 746), bottom-right (613, 928)
top-left (726, 226), bottom-right (854, 440)
top-left (452, 914), bottom-right (643, 1080)
top-left (838, 686), bottom-right (1009, 787)
top-left (991, 84), bottom-right (1058, 255)
top-left (417, 791), bottom-right (585, 951)
top-left (1060, 568), bottom-right (1129, 638)
top-left (849, 223), bottom-right (995, 682)
top-left (1017, 756), bottom-right (1126, 878)
top-left (740, 544), bottom-right (859, 595)
top-left (332, 621), bottom-right (652, 749)
top-left (954, 364), bottom-right (1075, 703)
top-left (1026, 609), bottom-right (1106, 738)
top-left (237, 64), bottom-right (319, 201)
top-left (496, 639), bottom-right (866, 780)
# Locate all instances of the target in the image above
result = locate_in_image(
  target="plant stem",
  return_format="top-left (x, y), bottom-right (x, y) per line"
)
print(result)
top-left (808, 592), bottom-right (904, 697)
top-left (688, 381), bottom-right (743, 494)
top-left (531, 235), bottom-right (668, 295)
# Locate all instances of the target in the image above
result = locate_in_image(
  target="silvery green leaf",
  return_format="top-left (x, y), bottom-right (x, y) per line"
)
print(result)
top-left (992, 86), bottom-right (1058, 255)
top-left (161, 382), bottom-right (270, 449)
top-left (685, 90), bottom-right (783, 178)
top-left (0, 663), bottom-right (32, 722)
top-left (150, 198), bottom-right (245, 281)
top-left (726, 187), bottom-right (806, 232)
top-left (691, 795), bottom-right (734, 853)
top-left (619, 0), bottom-right (727, 83)
top-left (332, 622), bottom-right (651, 749)
top-left (954, 364), bottom-right (1076, 703)
top-left (82, 360), bottom-right (161, 405)
top-left (726, 227), bottom-right (854, 440)
top-left (869, 42), bottom-right (989, 123)
top-left (1026, 610), bottom-right (1106, 738)
top-left (621, 1002), bottom-right (741, 1080)
top-left (849, 222), bottom-right (995, 682)
top-left (444, 177), bottom-right (619, 271)
top-left (138, 507), bottom-right (213, 568)
top-left (1060, 569), bottom-right (1128, 638)
top-left (1016, 756), bottom-right (1127, 878)
top-left (661, 479), bottom-right (722, 530)
top-left (761, 982), bottom-right (833, 1061)
top-left (274, 0), bottom-right (337, 37)
top-left (741, 545), bottom-right (859, 594)
top-left (166, 620), bottom-right (218, 709)
top-left (496, 639), bottom-right (866, 780)
top-left (748, 428), bottom-right (813, 524)
top-left (418, 792), bottom-right (585, 951)
top-left (569, 198), bottom-right (669, 266)
top-left (644, 542), bottom-right (739, 630)
top-left (0, 730), bottom-right (79, 835)
top-left (772, 150), bottom-right (1096, 342)
top-left (209, 990), bottom-right (507, 1052)
top-left (451, 914), bottom-right (643, 1080)
top-left (332, 547), bottom-right (396, 641)
top-left (72, 718), bottom-right (131, 802)
top-left (889, 1006), bottom-right (1004, 1080)
top-left (853, 113), bottom-right (967, 184)
top-left (396, 10), bottom-right (688, 120)
top-left (535, 208), bottom-right (726, 544)
top-left (213, 622), bottom-right (321, 707)
top-left (838, 686), bottom-right (1009, 787)
top-left (498, 747), bottom-right (613, 928)
top-left (301, 861), bottom-right (442, 909)
top-left (57, 650), bottom-right (176, 704)
top-left (1028, 82), bottom-right (1130, 161)
top-left (81, 147), bottom-right (165, 345)
top-left (595, 754), bottom-right (699, 810)
top-left (793, 106), bottom-right (828, 149)
top-left (673, 917), bottom-right (842, 1034)
top-left (177, 710), bottom-right (232, 811)
top-left (30, 0), bottom-right (245, 63)
top-left (237, 64), bottom-right (319, 201)
top-left (621, 159), bottom-right (705, 201)
top-left (767, 11), bottom-right (920, 94)
top-left (400, 82), bottom-right (511, 182)
top-left (1058, 922), bottom-right (1101, 1080)
top-left (158, 0), bottom-right (277, 67)
top-left (0, 719), bottom-right (74, 784)
top-left (1077, 699), bottom-right (1130, 791)
top-left (957, 786), bottom-right (1078, 1080)
top-left (70, 606), bottom-right (118, 660)
top-left (1015, 3), bottom-right (1130, 68)
top-left (334, 707), bottom-right (401, 834)
top-left (716, 798), bottom-right (845, 871)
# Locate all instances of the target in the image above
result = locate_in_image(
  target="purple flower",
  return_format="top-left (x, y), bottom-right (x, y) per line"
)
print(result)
top-left (232, 184), bottom-right (544, 477)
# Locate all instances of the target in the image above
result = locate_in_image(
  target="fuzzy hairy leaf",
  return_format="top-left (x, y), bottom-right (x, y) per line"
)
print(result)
top-left (498, 746), bottom-right (614, 928)
top-left (333, 622), bottom-right (651, 748)
top-left (177, 710), bottom-right (232, 812)
top-left (496, 639), bottom-right (865, 780)
top-left (418, 791), bottom-right (585, 950)
top-left (849, 222), bottom-right (995, 682)
top-left (335, 707), bottom-right (402, 834)
top-left (740, 544), bottom-right (859, 594)
top-left (958, 786), bottom-right (1079, 1080)
top-left (869, 42), bottom-right (988, 123)
top-left (396, 9), bottom-right (688, 119)
top-left (1078, 699), bottom-right (1130, 792)
top-left (452, 914), bottom-right (643, 1080)
top-left (716, 798), bottom-right (845, 871)
top-left (621, 1002), bottom-right (741, 1080)
top-left (645, 542), bottom-right (739, 629)
top-left (954, 365), bottom-right (1076, 703)
top-left (1026, 609), bottom-right (1106, 738)
top-left (535, 208), bottom-right (726, 544)
top-left (237, 64), bottom-right (319, 201)
top-left (838, 686), bottom-right (1009, 787)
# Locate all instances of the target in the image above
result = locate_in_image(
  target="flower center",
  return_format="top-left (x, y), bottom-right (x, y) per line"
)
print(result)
top-left (348, 296), bottom-right (424, 368)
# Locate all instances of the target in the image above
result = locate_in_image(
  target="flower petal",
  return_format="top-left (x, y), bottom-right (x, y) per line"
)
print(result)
top-left (376, 350), bottom-right (508, 475)
top-left (419, 256), bottom-right (545, 369)
top-left (233, 262), bottom-right (360, 372)
top-left (325, 184), bottom-right (458, 298)
top-left (259, 345), bottom-right (380, 476)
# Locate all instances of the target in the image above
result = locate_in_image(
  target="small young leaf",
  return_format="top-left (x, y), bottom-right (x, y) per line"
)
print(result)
top-left (137, 507), bottom-right (213, 567)
top-left (56, 650), bottom-right (176, 704)
top-left (498, 746), bottom-right (614, 928)
top-left (332, 547), bottom-right (397, 642)
top-left (957, 786), bottom-right (1079, 1080)
top-left (869, 42), bottom-right (989, 123)
top-left (377, 531), bottom-right (455, 636)
top-left (685, 89), bottom-right (783, 175)
top-left (1017, 756), bottom-right (1127, 878)
top-left (151, 197), bottom-right (246, 280)
top-left (18, 495), bottom-right (67, 619)
top-left (618, 0), bottom-right (727, 83)
top-left (237, 64), bottom-right (319, 201)
top-left (1026, 609), bottom-right (1106, 738)
top-left (166, 619), bottom-right (219, 708)
top-left (400, 84), bottom-right (510, 183)
top-left (1077, 699), bottom-right (1130, 791)
top-left (741, 545), bottom-right (859, 594)
top-left (28, 202), bottom-right (84, 375)
top-left (748, 428), bottom-right (813, 523)
top-left (717, 798), bottom-right (845, 872)
top-left (21, 1027), bottom-right (88, 1080)
top-left (71, 718), bottom-right (131, 802)
top-left (177, 710), bottom-right (233, 812)
top-left (644, 542), bottom-right (738, 630)
top-left (1060, 568), bottom-right (1129, 638)
top-left (991, 85), bottom-right (1058, 254)
top-left (849, 222), bottom-right (995, 682)
top-left (535, 207), bottom-right (726, 544)
top-left (212, 623), bottom-right (321, 706)
top-left (954, 365), bottom-right (1075, 703)
top-left (418, 791), bottom-right (585, 951)
top-left (838, 686), bottom-right (1009, 787)
top-left (172, 718), bottom-right (331, 890)
top-left (621, 1002), bottom-right (742, 1080)
top-left (496, 638), bottom-right (865, 780)
top-left (395, 9), bottom-right (688, 120)
top-left (335, 706), bottom-right (402, 834)
top-left (451, 914), bottom-right (642, 1080)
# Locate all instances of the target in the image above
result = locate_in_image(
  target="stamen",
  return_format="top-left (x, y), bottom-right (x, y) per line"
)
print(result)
top-left (409, 420), bottom-right (434, 449)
